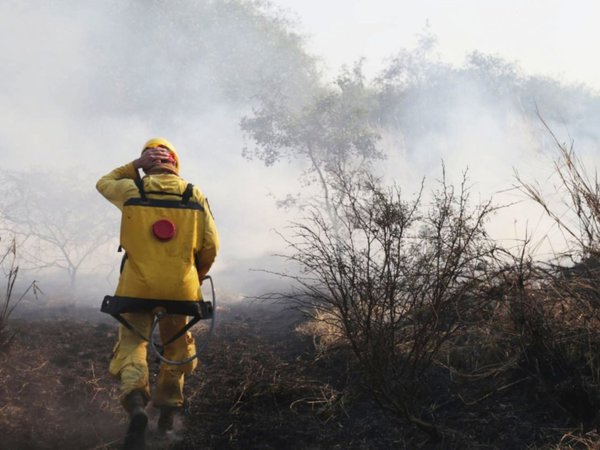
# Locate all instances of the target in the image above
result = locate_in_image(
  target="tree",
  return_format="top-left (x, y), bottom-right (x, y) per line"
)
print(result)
top-left (241, 62), bottom-right (383, 217)
top-left (373, 30), bottom-right (600, 161)
top-left (0, 170), bottom-right (116, 290)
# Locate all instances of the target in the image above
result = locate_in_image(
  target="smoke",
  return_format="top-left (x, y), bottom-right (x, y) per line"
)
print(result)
top-left (370, 46), bottom-right (600, 260)
top-left (1, 0), bottom-right (317, 303)
top-left (3, 1), bottom-right (600, 305)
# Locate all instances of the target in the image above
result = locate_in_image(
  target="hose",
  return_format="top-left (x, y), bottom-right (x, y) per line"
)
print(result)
top-left (149, 275), bottom-right (216, 366)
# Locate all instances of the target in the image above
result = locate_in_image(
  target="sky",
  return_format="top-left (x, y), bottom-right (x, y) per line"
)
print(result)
top-left (273, 0), bottom-right (600, 89)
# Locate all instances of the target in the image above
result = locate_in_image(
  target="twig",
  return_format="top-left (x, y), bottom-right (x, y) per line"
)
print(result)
top-left (458, 376), bottom-right (530, 406)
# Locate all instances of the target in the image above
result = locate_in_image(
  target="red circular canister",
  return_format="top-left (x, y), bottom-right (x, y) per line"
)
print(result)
top-left (152, 219), bottom-right (176, 241)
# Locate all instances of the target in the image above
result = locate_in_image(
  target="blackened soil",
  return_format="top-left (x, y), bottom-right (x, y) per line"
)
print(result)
top-left (0, 302), bottom-right (598, 449)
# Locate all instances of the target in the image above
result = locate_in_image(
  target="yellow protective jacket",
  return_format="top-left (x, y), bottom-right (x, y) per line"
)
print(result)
top-left (96, 162), bottom-right (219, 301)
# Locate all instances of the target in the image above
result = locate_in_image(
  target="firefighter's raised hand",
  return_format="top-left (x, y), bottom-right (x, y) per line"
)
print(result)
top-left (133, 147), bottom-right (172, 171)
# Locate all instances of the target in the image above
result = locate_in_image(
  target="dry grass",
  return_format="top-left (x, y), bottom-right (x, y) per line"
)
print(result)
top-left (0, 237), bottom-right (40, 348)
top-left (3, 300), bottom-right (600, 449)
top-left (295, 309), bottom-right (347, 357)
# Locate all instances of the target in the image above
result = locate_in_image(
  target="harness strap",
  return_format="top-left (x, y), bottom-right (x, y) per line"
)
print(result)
top-left (119, 253), bottom-right (128, 274)
top-left (101, 295), bottom-right (213, 344)
top-left (181, 183), bottom-right (194, 205)
top-left (133, 176), bottom-right (147, 202)
top-left (132, 178), bottom-right (194, 205)
top-left (162, 316), bottom-right (201, 346)
top-left (113, 311), bottom-right (151, 342)
top-left (143, 184), bottom-right (194, 201)
top-left (143, 191), bottom-right (184, 197)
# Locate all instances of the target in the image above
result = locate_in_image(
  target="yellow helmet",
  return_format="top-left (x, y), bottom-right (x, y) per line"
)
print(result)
top-left (142, 137), bottom-right (180, 174)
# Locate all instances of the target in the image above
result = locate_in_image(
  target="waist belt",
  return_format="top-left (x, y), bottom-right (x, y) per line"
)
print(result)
top-left (101, 295), bottom-right (213, 345)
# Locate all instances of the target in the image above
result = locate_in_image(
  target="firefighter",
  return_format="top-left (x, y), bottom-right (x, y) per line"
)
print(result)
top-left (96, 137), bottom-right (219, 449)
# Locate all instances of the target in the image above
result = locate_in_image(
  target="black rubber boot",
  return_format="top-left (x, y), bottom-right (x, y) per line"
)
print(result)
top-left (157, 406), bottom-right (177, 433)
top-left (123, 390), bottom-right (148, 450)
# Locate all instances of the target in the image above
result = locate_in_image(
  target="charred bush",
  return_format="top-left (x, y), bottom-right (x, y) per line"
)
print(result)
top-left (513, 122), bottom-right (600, 425)
top-left (499, 257), bottom-right (600, 423)
top-left (280, 169), bottom-right (497, 438)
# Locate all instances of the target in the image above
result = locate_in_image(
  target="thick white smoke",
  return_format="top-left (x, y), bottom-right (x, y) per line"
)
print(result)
top-left (2, 1), bottom-right (600, 304)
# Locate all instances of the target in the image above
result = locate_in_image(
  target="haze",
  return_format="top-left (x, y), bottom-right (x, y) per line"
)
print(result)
top-left (2, 0), bottom-right (600, 304)
top-left (274, 0), bottom-right (600, 88)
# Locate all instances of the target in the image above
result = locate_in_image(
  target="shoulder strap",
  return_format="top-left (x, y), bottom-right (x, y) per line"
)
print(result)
top-left (133, 176), bottom-right (147, 202)
top-left (125, 181), bottom-right (201, 210)
top-left (181, 183), bottom-right (194, 205)
top-left (133, 180), bottom-right (193, 204)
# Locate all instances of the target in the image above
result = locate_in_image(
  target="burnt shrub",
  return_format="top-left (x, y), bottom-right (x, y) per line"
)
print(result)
top-left (280, 169), bottom-right (497, 438)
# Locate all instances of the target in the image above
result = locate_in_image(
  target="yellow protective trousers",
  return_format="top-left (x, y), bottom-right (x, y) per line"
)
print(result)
top-left (109, 312), bottom-right (198, 409)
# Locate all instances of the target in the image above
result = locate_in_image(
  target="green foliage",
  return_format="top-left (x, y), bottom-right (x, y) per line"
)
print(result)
top-left (241, 62), bottom-right (383, 212)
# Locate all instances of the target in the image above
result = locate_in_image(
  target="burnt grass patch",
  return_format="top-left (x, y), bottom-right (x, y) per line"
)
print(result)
top-left (0, 302), bottom-right (598, 449)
